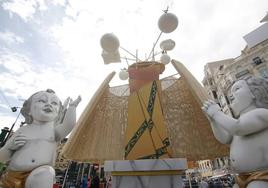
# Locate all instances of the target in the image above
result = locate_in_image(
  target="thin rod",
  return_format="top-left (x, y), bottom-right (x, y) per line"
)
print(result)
top-left (120, 46), bottom-right (142, 62)
top-left (146, 31), bottom-right (163, 61)
top-left (125, 57), bottom-right (130, 67)
top-left (62, 161), bottom-right (72, 188)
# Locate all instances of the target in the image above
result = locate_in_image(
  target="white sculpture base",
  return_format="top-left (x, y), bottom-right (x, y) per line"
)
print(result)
top-left (104, 158), bottom-right (187, 188)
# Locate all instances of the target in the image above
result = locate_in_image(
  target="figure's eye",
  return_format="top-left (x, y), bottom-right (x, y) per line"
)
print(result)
top-left (38, 99), bottom-right (46, 103)
top-left (51, 101), bottom-right (58, 105)
top-left (233, 86), bottom-right (240, 92)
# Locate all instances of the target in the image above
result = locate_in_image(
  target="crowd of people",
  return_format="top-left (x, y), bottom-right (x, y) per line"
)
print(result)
top-left (81, 174), bottom-right (112, 188)
top-left (183, 174), bottom-right (235, 188)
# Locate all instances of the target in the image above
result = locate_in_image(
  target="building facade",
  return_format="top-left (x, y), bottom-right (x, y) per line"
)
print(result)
top-left (203, 22), bottom-right (268, 117)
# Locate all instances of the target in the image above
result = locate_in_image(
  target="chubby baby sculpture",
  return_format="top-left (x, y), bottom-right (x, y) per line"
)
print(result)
top-left (202, 76), bottom-right (268, 188)
top-left (0, 89), bottom-right (81, 188)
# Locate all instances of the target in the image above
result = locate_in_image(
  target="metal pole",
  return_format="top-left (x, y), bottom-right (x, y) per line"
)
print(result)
top-left (62, 161), bottom-right (71, 188)
top-left (120, 46), bottom-right (142, 62)
top-left (189, 175), bottom-right (192, 188)
top-left (76, 163), bottom-right (83, 187)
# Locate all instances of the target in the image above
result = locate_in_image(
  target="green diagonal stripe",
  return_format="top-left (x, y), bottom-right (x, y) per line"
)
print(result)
top-left (125, 120), bottom-right (149, 157)
top-left (147, 119), bottom-right (153, 132)
top-left (147, 81), bottom-right (157, 117)
top-left (138, 145), bottom-right (168, 159)
top-left (162, 137), bottom-right (170, 146)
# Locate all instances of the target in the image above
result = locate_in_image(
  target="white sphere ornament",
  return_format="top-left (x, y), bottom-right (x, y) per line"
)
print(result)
top-left (160, 54), bottom-right (171, 65)
top-left (100, 33), bottom-right (120, 52)
top-left (160, 39), bottom-right (176, 51)
top-left (119, 69), bottom-right (129, 80)
top-left (158, 13), bottom-right (178, 33)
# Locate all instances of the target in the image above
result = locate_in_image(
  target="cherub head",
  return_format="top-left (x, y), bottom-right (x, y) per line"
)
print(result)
top-left (21, 89), bottom-right (63, 124)
top-left (230, 76), bottom-right (268, 117)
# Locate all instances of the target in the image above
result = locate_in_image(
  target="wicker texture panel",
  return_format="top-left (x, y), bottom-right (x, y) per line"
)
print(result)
top-left (161, 76), bottom-right (229, 160)
top-left (63, 89), bottom-right (128, 162)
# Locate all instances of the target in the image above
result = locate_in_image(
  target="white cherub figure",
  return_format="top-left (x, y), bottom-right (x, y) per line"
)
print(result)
top-left (0, 89), bottom-right (81, 188)
top-left (202, 76), bottom-right (268, 188)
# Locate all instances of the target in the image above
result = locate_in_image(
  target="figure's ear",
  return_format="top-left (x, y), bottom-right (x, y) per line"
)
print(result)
top-left (250, 91), bottom-right (256, 100)
top-left (250, 88), bottom-right (259, 100)
top-left (25, 115), bottom-right (33, 124)
top-left (20, 100), bottom-right (34, 124)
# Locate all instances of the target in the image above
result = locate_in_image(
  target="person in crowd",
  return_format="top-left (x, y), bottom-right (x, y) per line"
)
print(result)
top-left (199, 178), bottom-right (209, 188)
top-left (92, 174), bottom-right (100, 188)
top-left (82, 175), bottom-right (88, 188)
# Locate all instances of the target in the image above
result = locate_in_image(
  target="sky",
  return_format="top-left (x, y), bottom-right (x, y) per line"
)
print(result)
top-left (0, 0), bottom-right (267, 131)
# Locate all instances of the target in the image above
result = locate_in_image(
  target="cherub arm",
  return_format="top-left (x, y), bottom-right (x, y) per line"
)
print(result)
top-left (202, 101), bottom-right (232, 144)
top-left (0, 130), bottom-right (27, 163)
top-left (208, 118), bottom-right (232, 144)
top-left (203, 100), bottom-right (268, 136)
top-left (0, 147), bottom-right (12, 163)
top-left (55, 96), bottom-right (81, 141)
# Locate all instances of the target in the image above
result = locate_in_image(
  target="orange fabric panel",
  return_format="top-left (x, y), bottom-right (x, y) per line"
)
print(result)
top-left (128, 62), bottom-right (165, 93)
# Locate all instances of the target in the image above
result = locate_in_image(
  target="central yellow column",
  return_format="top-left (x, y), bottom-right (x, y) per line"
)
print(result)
top-left (124, 62), bottom-right (172, 160)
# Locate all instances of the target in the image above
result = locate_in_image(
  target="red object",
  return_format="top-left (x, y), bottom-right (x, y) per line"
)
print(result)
top-left (53, 184), bottom-right (60, 188)
top-left (128, 62), bottom-right (165, 93)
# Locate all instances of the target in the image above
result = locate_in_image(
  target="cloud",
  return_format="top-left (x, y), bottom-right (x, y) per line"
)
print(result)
top-left (0, 49), bottom-right (31, 75)
top-left (0, 47), bottom-right (99, 123)
top-left (0, 31), bottom-right (24, 45)
top-left (1, 0), bottom-right (65, 23)
top-left (2, 0), bottom-right (38, 22)
top-left (0, 50), bottom-right (36, 109)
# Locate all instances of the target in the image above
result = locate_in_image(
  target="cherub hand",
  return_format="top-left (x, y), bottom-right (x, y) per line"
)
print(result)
top-left (69, 96), bottom-right (81, 108)
top-left (202, 99), bottom-right (221, 119)
top-left (6, 133), bottom-right (27, 151)
top-left (63, 97), bottom-right (71, 110)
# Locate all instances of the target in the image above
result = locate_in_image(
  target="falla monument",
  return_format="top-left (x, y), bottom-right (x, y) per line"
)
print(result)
top-left (62, 9), bottom-right (229, 188)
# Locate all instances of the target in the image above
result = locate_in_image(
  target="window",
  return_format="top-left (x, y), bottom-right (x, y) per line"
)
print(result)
top-left (212, 91), bottom-right (218, 99)
top-left (219, 65), bottom-right (224, 71)
top-left (252, 57), bottom-right (263, 66)
top-left (224, 109), bottom-right (229, 115)
top-left (235, 69), bottom-right (249, 79)
top-left (208, 78), bottom-right (213, 86)
top-left (219, 95), bottom-right (226, 107)
top-left (226, 79), bottom-right (232, 87)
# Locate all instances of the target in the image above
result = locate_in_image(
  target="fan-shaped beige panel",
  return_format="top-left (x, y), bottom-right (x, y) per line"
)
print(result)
top-left (62, 61), bottom-right (229, 162)
top-left (62, 72), bottom-right (128, 162)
